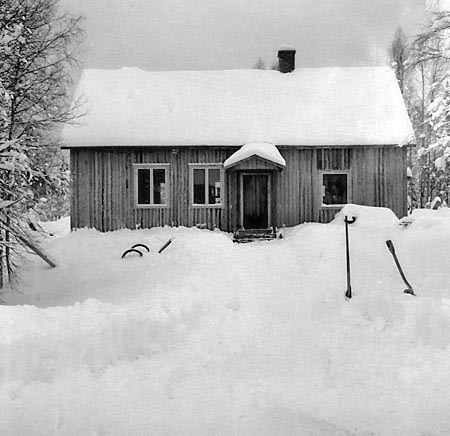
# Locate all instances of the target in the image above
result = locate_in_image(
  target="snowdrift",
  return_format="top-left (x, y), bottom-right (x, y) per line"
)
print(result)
top-left (1, 205), bottom-right (450, 435)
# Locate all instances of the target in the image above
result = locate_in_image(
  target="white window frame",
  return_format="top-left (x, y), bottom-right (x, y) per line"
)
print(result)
top-left (320, 170), bottom-right (351, 207)
top-left (133, 163), bottom-right (170, 208)
top-left (189, 164), bottom-right (224, 208)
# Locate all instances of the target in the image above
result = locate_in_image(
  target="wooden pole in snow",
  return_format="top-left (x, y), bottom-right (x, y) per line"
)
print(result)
top-left (0, 218), bottom-right (56, 268)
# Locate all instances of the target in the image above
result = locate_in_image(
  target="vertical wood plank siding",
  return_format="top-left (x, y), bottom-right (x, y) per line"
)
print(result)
top-left (70, 146), bottom-right (407, 231)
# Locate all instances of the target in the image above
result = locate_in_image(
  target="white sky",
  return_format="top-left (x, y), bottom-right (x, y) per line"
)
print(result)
top-left (61, 0), bottom-right (427, 71)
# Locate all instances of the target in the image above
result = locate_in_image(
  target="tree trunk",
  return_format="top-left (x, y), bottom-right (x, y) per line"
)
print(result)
top-left (5, 214), bottom-right (11, 280)
top-left (0, 228), bottom-right (4, 289)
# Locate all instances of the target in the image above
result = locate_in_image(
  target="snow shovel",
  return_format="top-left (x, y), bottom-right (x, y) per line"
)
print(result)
top-left (385, 240), bottom-right (415, 296)
top-left (344, 216), bottom-right (356, 299)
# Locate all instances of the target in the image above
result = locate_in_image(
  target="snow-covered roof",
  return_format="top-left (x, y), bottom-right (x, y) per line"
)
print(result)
top-left (62, 66), bottom-right (415, 148)
top-left (224, 143), bottom-right (286, 168)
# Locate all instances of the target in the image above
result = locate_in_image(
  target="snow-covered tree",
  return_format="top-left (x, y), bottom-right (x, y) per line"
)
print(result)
top-left (389, 11), bottom-right (450, 208)
top-left (412, 11), bottom-right (450, 207)
top-left (0, 0), bottom-right (84, 287)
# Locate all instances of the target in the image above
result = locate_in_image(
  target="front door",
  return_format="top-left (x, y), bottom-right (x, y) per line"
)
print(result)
top-left (241, 174), bottom-right (270, 229)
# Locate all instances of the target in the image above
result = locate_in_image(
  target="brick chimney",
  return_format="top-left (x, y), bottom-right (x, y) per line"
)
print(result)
top-left (277, 48), bottom-right (296, 73)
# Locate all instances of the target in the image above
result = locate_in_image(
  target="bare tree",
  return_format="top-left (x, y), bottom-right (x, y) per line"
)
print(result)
top-left (253, 57), bottom-right (266, 70)
top-left (389, 27), bottom-right (409, 94)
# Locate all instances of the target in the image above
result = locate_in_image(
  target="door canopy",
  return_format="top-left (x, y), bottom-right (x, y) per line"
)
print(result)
top-left (224, 142), bottom-right (286, 170)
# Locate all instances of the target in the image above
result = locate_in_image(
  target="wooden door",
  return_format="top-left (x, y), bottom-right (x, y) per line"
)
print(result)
top-left (241, 174), bottom-right (269, 229)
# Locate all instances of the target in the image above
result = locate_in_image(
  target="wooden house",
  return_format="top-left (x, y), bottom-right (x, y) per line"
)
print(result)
top-left (62, 49), bottom-right (415, 232)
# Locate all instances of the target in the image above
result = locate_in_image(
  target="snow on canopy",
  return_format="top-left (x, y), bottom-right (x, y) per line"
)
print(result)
top-left (62, 66), bottom-right (415, 148)
top-left (223, 142), bottom-right (286, 168)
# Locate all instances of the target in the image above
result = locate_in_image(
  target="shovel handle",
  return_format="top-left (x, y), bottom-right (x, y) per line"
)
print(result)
top-left (158, 238), bottom-right (173, 253)
top-left (385, 240), bottom-right (415, 295)
top-left (386, 240), bottom-right (395, 254)
top-left (344, 216), bottom-right (356, 299)
top-left (345, 216), bottom-right (356, 224)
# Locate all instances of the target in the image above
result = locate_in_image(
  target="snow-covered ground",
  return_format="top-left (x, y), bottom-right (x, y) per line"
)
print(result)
top-left (1, 205), bottom-right (450, 435)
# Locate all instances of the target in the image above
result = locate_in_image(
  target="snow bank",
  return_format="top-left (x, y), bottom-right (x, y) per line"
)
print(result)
top-left (39, 216), bottom-right (71, 237)
top-left (331, 203), bottom-right (399, 228)
top-left (2, 210), bottom-right (450, 435)
top-left (404, 207), bottom-right (450, 230)
top-left (0, 294), bottom-right (206, 385)
top-left (62, 67), bottom-right (414, 147)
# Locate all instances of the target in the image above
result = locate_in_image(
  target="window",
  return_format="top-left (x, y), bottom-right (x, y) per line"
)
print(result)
top-left (322, 173), bottom-right (348, 206)
top-left (190, 165), bottom-right (223, 206)
top-left (134, 164), bottom-right (169, 207)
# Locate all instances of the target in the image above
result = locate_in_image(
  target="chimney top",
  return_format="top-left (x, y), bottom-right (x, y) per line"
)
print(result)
top-left (277, 48), bottom-right (296, 73)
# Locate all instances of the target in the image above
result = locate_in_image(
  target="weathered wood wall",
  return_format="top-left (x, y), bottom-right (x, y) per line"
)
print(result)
top-left (70, 145), bottom-right (408, 231)
top-left (274, 146), bottom-right (407, 225)
top-left (71, 147), bottom-right (234, 231)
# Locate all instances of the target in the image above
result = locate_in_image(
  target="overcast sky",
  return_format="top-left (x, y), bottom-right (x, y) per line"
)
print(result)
top-left (61, 0), bottom-right (427, 71)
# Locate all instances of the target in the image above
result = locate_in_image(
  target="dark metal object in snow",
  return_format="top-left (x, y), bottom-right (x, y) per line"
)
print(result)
top-left (344, 216), bottom-right (356, 299)
top-left (131, 243), bottom-right (149, 252)
top-left (385, 240), bottom-right (415, 296)
top-left (158, 238), bottom-right (173, 253)
top-left (121, 239), bottom-right (173, 258)
top-left (121, 248), bottom-right (143, 258)
top-left (233, 227), bottom-right (278, 243)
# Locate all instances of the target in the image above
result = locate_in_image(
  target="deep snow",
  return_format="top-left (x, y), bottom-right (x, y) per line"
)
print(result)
top-left (62, 67), bottom-right (414, 147)
top-left (1, 206), bottom-right (450, 435)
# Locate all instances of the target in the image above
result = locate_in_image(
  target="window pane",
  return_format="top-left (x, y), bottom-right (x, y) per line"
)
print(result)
top-left (193, 169), bottom-right (205, 204)
top-left (153, 169), bottom-right (166, 204)
top-left (323, 174), bottom-right (347, 205)
top-left (208, 168), bottom-right (221, 204)
top-left (137, 169), bottom-right (151, 204)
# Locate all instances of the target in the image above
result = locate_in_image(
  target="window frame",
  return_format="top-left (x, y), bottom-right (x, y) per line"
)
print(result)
top-left (133, 163), bottom-right (170, 208)
top-left (320, 170), bottom-right (351, 208)
top-left (189, 163), bottom-right (224, 208)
